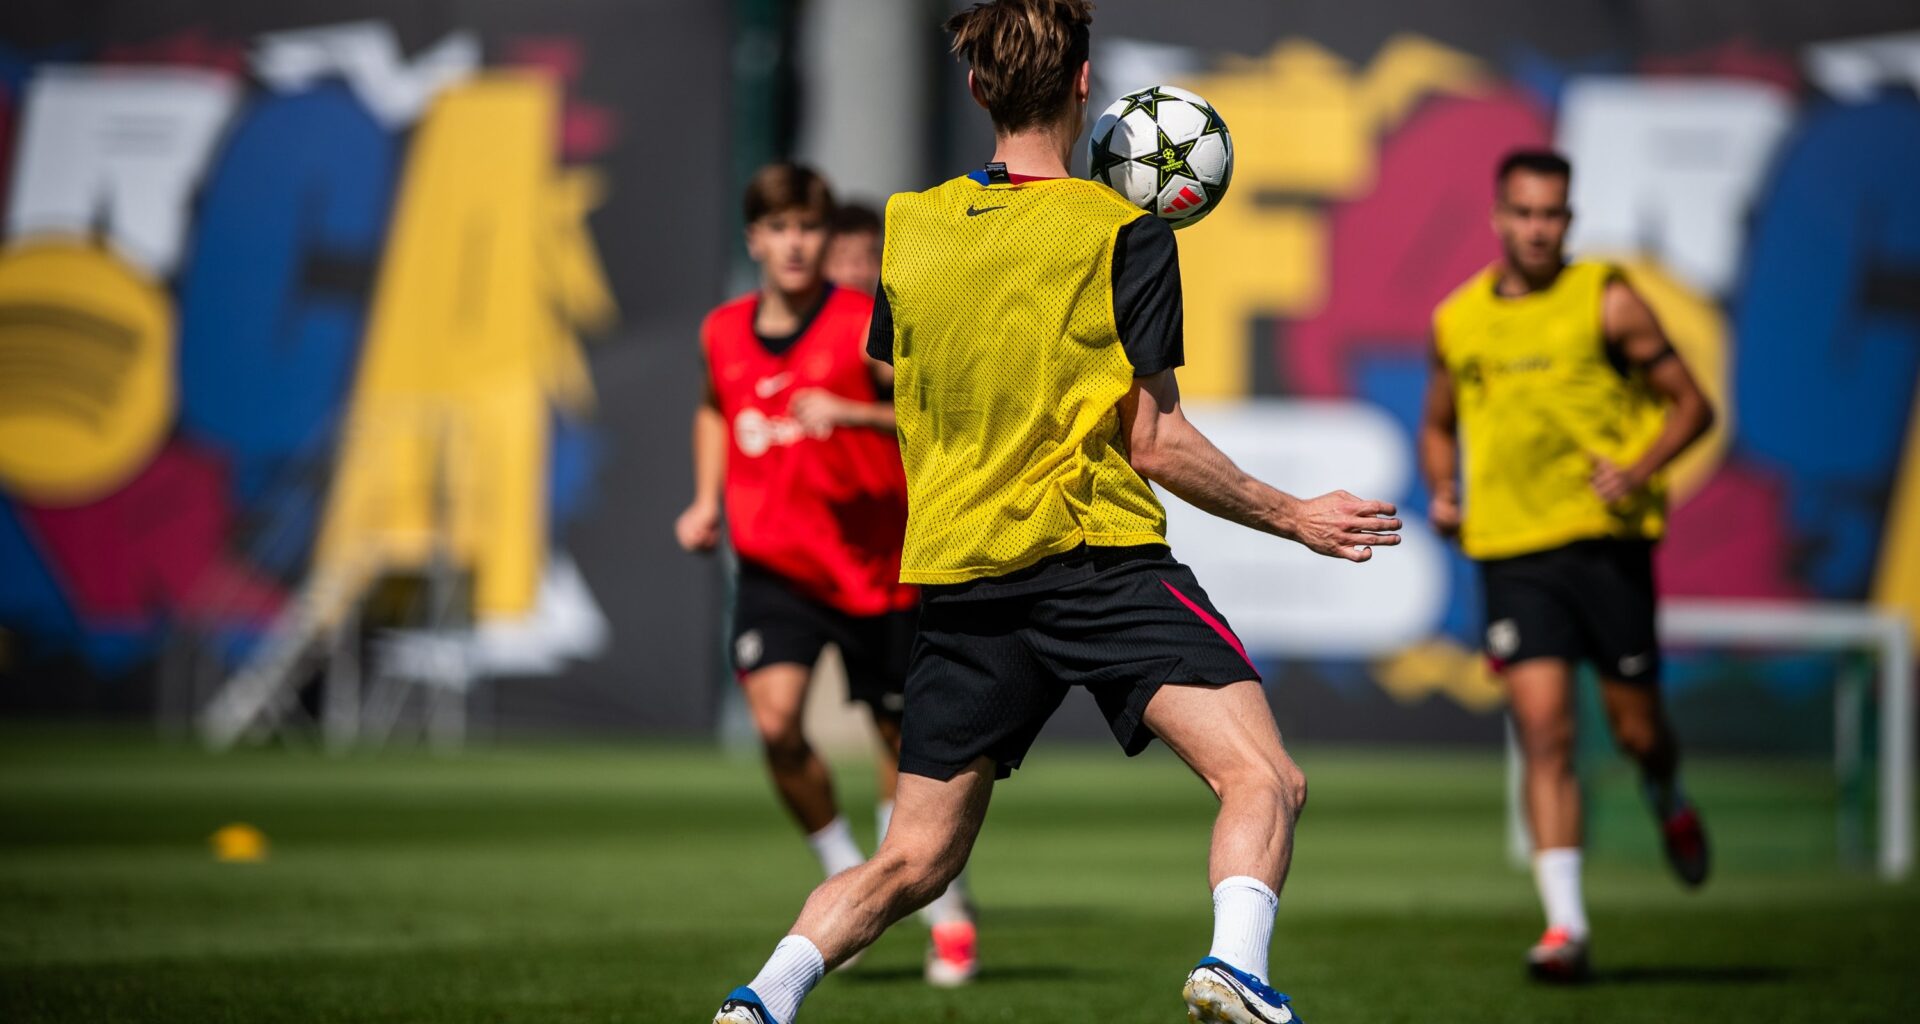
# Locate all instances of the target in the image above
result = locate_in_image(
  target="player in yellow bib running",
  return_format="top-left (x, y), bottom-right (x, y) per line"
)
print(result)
top-left (711, 3), bottom-right (1402, 1022)
top-left (1420, 150), bottom-right (1717, 982)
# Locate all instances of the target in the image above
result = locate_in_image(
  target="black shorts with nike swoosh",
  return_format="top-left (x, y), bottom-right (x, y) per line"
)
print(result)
top-left (898, 544), bottom-right (1260, 781)
top-left (1479, 538), bottom-right (1662, 684)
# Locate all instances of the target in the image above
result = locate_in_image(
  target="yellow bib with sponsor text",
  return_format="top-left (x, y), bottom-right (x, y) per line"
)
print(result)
top-left (1434, 260), bottom-right (1666, 560)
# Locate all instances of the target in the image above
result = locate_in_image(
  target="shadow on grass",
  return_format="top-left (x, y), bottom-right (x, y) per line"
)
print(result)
top-left (839, 963), bottom-right (1089, 986)
top-left (1591, 964), bottom-right (1795, 986)
top-left (974, 904), bottom-right (1104, 927)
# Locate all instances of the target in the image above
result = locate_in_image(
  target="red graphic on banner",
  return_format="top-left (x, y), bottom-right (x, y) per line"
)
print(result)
top-left (24, 442), bottom-right (285, 627)
top-left (506, 37), bottom-right (619, 159)
top-left (1287, 93), bottom-right (1551, 396)
top-left (1657, 462), bottom-right (1807, 600)
top-left (1640, 38), bottom-right (1802, 93)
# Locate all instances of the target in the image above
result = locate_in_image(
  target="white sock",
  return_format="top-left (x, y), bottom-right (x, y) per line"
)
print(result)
top-left (744, 934), bottom-right (824, 1024)
top-left (804, 817), bottom-right (864, 878)
top-left (875, 800), bottom-right (893, 844)
top-left (1532, 848), bottom-right (1590, 940)
top-left (1207, 875), bottom-right (1278, 982)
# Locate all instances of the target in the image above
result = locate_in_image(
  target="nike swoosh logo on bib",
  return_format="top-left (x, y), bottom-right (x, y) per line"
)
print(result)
top-left (965, 205), bottom-right (1007, 217)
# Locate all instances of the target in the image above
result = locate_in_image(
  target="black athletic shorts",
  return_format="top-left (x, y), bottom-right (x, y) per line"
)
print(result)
top-left (1479, 538), bottom-right (1661, 684)
top-left (898, 544), bottom-right (1260, 781)
top-left (732, 562), bottom-right (916, 719)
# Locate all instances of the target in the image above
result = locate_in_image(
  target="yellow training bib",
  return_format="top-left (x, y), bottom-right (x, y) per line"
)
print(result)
top-left (1434, 260), bottom-right (1667, 560)
top-left (881, 175), bottom-right (1168, 584)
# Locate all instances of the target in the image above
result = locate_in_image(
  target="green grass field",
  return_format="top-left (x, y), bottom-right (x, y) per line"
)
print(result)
top-left (2, 727), bottom-right (1916, 1023)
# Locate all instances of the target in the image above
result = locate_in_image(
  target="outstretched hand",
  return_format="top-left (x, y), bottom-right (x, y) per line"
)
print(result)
top-left (1288, 490), bottom-right (1402, 563)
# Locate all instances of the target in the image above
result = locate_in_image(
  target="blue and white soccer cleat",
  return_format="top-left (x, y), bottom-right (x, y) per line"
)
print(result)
top-left (1183, 957), bottom-right (1302, 1023)
top-left (711, 986), bottom-right (780, 1024)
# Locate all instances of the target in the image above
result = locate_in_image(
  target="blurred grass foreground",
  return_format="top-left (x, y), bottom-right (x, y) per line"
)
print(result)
top-left (1, 728), bottom-right (1916, 1023)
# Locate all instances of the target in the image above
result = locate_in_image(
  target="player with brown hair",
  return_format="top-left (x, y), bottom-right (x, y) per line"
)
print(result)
top-left (711, 5), bottom-right (1402, 1021)
top-left (681, 162), bottom-right (977, 993)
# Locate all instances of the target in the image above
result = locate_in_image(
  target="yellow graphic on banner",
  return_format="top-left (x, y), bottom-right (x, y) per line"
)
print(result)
top-left (1174, 209), bottom-right (1324, 399)
top-left (1872, 389), bottom-right (1920, 638)
top-left (0, 241), bottom-right (175, 505)
top-left (1195, 40), bottom-right (1371, 199)
top-left (314, 72), bottom-right (614, 619)
top-left (1373, 637), bottom-right (1507, 713)
top-left (1355, 35), bottom-right (1494, 134)
top-left (1174, 36), bottom-right (1490, 397)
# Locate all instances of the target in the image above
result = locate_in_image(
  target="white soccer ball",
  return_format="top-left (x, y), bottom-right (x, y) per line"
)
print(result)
top-left (1088, 85), bottom-right (1233, 229)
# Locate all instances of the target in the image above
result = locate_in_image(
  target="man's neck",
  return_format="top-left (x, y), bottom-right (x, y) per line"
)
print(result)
top-left (1494, 259), bottom-right (1565, 298)
top-left (988, 125), bottom-right (1075, 179)
top-left (757, 280), bottom-right (825, 334)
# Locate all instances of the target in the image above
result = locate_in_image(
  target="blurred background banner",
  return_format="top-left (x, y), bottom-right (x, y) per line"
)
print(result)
top-left (0, 1), bottom-right (730, 736)
top-left (0, 0), bottom-right (1916, 747)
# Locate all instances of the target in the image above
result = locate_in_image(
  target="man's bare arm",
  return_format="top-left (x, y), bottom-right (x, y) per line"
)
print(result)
top-left (789, 389), bottom-right (895, 433)
top-left (675, 383), bottom-right (728, 552)
top-left (1594, 278), bottom-right (1716, 502)
top-left (1418, 340), bottom-right (1462, 537)
top-left (1120, 369), bottom-right (1402, 563)
top-left (787, 354), bottom-right (897, 434)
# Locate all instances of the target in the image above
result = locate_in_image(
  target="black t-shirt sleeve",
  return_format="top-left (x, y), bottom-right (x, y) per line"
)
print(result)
top-left (1112, 214), bottom-right (1184, 376)
top-left (865, 284), bottom-right (895, 365)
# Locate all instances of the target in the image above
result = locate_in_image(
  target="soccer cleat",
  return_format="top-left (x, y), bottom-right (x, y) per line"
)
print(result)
top-left (925, 919), bottom-right (978, 987)
top-left (1183, 956), bottom-right (1301, 1023)
top-left (1660, 804), bottom-right (1710, 888)
top-left (712, 986), bottom-right (780, 1024)
top-left (1526, 926), bottom-right (1591, 983)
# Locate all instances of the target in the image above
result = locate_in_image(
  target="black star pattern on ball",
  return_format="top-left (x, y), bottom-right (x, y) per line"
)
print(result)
top-left (1201, 102), bottom-right (1228, 138)
top-left (1137, 127), bottom-right (1198, 192)
top-left (1090, 124), bottom-right (1131, 183)
top-left (1115, 86), bottom-right (1180, 121)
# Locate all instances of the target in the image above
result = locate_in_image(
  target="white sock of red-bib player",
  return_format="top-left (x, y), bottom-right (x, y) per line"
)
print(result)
top-left (743, 934), bottom-right (823, 1024)
top-left (1532, 847), bottom-right (1590, 940)
top-left (877, 799), bottom-right (972, 926)
top-left (804, 816), bottom-right (864, 879)
top-left (1208, 875), bottom-right (1278, 982)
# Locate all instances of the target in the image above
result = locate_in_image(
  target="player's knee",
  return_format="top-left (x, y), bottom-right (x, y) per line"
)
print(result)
top-left (919, 847), bottom-right (968, 895)
top-left (1219, 756), bottom-right (1306, 820)
top-left (1524, 740), bottom-right (1574, 777)
top-left (756, 717), bottom-right (809, 767)
top-left (1611, 717), bottom-right (1663, 759)
top-left (1515, 717), bottom-right (1574, 766)
top-left (1281, 761), bottom-right (1308, 819)
top-left (871, 839), bottom-right (962, 903)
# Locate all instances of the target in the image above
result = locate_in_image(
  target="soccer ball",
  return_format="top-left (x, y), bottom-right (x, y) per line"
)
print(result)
top-left (1088, 85), bottom-right (1233, 229)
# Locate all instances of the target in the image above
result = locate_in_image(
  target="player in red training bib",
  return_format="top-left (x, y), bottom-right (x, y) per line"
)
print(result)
top-left (675, 163), bottom-right (977, 986)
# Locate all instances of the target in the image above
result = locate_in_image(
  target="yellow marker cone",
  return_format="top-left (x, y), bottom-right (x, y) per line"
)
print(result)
top-left (210, 823), bottom-right (269, 863)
